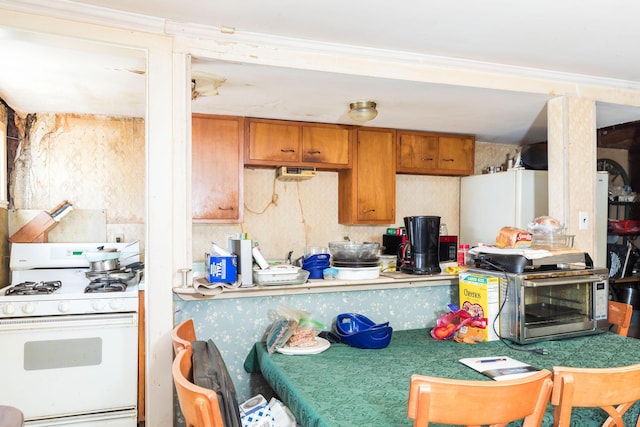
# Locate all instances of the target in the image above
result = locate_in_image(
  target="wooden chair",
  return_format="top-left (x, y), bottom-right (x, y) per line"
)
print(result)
top-left (608, 300), bottom-right (633, 337)
top-left (407, 370), bottom-right (553, 427)
top-left (172, 346), bottom-right (225, 427)
top-left (551, 363), bottom-right (640, 427)
top-left (172, 318), bottom-right (197, 353)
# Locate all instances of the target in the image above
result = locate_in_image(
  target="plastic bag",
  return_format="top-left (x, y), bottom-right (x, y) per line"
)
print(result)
top-left (430, 303), bottom-right (487, 341)
top-left (264, 304), bottom-right (324, 353)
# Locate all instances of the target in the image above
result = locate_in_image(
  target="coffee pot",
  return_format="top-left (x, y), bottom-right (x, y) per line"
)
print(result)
top-left (400, 216), bottom-right (441, 275)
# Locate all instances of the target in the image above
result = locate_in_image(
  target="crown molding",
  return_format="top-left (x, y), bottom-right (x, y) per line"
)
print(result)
top-left (0, 0), bottom-right (164, 34)
top-left (3, 0), bottom-right (640, 96)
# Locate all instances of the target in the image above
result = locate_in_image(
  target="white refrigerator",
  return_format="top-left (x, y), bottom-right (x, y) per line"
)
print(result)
top-left (460, 169), bottom-right (608, 268)
top-left (459, 169), bottom-right (549, 247)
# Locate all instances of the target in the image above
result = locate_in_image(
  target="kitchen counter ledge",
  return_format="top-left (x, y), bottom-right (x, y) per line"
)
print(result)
top-left (173, 272), bottom-right (457, 301)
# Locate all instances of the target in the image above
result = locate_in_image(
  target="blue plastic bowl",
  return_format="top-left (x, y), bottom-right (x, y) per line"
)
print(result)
top-left (335, 313), bottom-right (389, 335)
top-left (302, 259), bottom-right (331, 269)
top-left (304, 253), bottom-right (331, 263)
top-left (302, 266), bottom-right (325, 279)
top-left (337, 325), bottom-right (393, 349)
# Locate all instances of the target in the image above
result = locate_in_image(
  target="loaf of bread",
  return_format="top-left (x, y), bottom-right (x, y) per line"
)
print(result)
top-left (495, 227), bottom-right (532, 248)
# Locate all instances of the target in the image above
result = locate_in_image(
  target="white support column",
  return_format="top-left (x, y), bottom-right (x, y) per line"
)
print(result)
top-left (547, 96), bottom-right (599, 260)
top-left (145, 47), bottom-right (190, 426)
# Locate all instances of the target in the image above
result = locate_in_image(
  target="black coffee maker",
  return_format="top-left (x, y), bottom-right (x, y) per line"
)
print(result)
top-left (400, 216), bottom-right (441, 275)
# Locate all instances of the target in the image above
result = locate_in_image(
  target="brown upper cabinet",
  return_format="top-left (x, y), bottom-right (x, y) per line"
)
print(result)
top-left (339, 127), bottom-right (396, 225)
top-left (192, 114), bottom-right (244, 223)
top-left (245, 118), bottom-right (352, 169)
top-left (396, 130), bottom-right (474, 176)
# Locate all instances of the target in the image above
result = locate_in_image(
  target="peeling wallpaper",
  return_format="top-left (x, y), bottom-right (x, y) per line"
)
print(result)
top-left (11, 113), bottom-right (145, 246)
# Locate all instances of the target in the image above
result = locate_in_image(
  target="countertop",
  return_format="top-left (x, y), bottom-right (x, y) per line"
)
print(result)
top-left (173, 271), bottom-right (457, 300)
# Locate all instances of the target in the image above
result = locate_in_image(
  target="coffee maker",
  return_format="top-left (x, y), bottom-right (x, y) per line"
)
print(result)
top-left (400, 216), bottom-right (441, 275)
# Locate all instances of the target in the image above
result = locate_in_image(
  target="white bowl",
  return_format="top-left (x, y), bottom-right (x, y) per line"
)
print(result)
top-left (336, 266), bottom-right (380, 280)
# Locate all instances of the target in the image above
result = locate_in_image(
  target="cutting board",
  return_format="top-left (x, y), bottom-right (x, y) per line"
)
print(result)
top-left (9, 209), bottom-right (107, 243)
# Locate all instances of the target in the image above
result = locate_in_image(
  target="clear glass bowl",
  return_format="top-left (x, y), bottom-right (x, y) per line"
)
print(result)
top-left (328, 241), bottom-right (380, 261)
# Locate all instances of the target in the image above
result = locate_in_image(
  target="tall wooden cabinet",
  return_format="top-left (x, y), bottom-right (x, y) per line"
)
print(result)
top-left (192, 114), bottom-right (244, 223)
top-left (339, 127), bottom-right (396, 224)
top-left (396, 130), bottom-right (474, 176)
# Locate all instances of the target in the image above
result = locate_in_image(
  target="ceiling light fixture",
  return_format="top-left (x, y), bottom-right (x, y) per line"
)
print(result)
top-left (348, 101), bottom-right (378, 122)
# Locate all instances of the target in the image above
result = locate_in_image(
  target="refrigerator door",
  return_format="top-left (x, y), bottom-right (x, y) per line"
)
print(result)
top-left (460, 169), bottom-right (548, 246)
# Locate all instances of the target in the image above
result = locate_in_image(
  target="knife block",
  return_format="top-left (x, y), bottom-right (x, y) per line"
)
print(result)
top-left (9, 211), bottom-right (58, 243)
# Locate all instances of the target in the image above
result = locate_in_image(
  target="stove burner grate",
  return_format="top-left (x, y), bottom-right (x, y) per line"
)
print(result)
top-left (6, 281), bottom-right (62, 295)
top-left (85, 278), bottom-right (127, 293)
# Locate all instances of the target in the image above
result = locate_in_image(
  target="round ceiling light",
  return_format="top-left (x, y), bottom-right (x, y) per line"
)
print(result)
top-left (348, 101), bottom-right (378, 122)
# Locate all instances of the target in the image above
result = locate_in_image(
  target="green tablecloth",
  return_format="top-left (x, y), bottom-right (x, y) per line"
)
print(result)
top-left (244, 329), bottom-right (640, 427)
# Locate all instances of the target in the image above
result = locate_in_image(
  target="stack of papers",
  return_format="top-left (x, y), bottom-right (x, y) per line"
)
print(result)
top-left (459, 356), bottom-right (540, 381)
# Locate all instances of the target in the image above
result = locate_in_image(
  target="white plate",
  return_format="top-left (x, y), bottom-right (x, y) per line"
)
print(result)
top-left (276, 337), bottom-right (330, 355)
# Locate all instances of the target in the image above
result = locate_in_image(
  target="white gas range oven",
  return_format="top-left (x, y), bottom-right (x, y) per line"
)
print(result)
top-left (0, 242), bottom-right (141, 427)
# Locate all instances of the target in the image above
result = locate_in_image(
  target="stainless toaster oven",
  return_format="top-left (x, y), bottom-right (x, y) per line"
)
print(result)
top-left (470, 252), bottom-right (609, 344)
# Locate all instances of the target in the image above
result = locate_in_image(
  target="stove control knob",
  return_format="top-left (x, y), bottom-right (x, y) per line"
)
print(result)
top-left (92, 300), bottom-right (105, 311)
top-left (3, 304), bottom-right (16, 315)
top-left (58, 302), bottom-right (71, 313)
top-left (109, 299), bottom-right (123, 310)
top-left (22, 303), bottom-right (35, 314)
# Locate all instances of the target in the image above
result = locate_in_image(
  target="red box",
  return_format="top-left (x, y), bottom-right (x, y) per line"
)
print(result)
top-left (609, 220), bottom-right (640, 234)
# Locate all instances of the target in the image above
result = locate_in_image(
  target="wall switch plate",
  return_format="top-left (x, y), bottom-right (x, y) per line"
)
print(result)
top-left (579, 211), bottom-right (588, 230)
top-left (114, 233), bottom-right (125, 243)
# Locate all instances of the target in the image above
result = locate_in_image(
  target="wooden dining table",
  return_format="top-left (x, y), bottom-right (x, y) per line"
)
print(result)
top-left (244, 329), bottom-right (640, 427)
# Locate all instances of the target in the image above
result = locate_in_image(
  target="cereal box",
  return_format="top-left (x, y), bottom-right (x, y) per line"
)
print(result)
top-left (458, 272), bottom-right (501, 341)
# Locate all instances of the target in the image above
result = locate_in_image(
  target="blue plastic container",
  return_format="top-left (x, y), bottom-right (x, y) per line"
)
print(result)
top-left (304, 253), bottom-right (331, 263)
top-left (303, 266), bottom-right (326, 279)
top-left (336, 326), bottom-right (393, 349)
top-left (335, 313), bottom-right (389, 335)
top-left (334, 313), bottom-right (392, 349)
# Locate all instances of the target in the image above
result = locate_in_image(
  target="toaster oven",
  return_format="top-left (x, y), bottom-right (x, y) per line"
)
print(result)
top-left (471, 251), bottom-right (609, 344)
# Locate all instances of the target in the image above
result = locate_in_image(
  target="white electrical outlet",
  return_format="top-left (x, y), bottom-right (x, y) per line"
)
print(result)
top-left (579, 211), bottom-right (588, 230)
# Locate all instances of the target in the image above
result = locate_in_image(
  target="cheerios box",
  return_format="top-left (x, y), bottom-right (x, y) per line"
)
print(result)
top-left (458, 272), bottom-right (501, 341)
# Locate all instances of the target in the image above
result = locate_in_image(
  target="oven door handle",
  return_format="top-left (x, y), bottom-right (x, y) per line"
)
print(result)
top-left (522, 275), bottom-right (604, 287)
top-left (0, 313), bottom-right (137, 330)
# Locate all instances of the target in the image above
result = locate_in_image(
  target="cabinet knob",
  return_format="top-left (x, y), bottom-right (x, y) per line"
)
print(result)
top-left (362, 209), bottom-right (376, 214)
top-left (218, 206), bottom-right (235, 211)
top-left (307, 150), bottom-right (321, 155)
top-left (442, 158), bottom-right (454, 162)
top-left (421, 157), bottom-right (434, 161)
top-left (280, 148), bottom-right (295, 153)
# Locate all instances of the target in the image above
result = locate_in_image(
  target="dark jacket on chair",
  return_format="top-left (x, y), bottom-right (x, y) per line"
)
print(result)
top-left (191, 339), bottom-right (242, 427)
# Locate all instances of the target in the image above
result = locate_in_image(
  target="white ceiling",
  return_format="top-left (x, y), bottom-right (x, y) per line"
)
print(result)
top-left (2, 0), bottom-right (640, 144)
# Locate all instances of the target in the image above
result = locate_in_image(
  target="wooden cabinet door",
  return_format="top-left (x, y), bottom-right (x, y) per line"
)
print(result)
top-left (301, 123), bottom-right (351, 166)
top-left (397, 131), bottom-right (438, 170)
top-left (339, 128), bottom-right (396, 224)
top-left (192, 114), bottom-right (243, 223)
top-left (246, 119), bottom-right (300, 164)
top-left (438, 135), bottom-right (474, 174)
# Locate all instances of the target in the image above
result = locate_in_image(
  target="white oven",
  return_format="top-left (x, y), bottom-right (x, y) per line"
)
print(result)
top-left (0, 314), bottom-right (138, 426)
top-left (0, 242), bottom-right (141, 426)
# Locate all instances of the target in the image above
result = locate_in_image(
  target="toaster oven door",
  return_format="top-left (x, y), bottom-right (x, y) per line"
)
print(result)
top-left (517, 274), bottom-right (608, 342)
